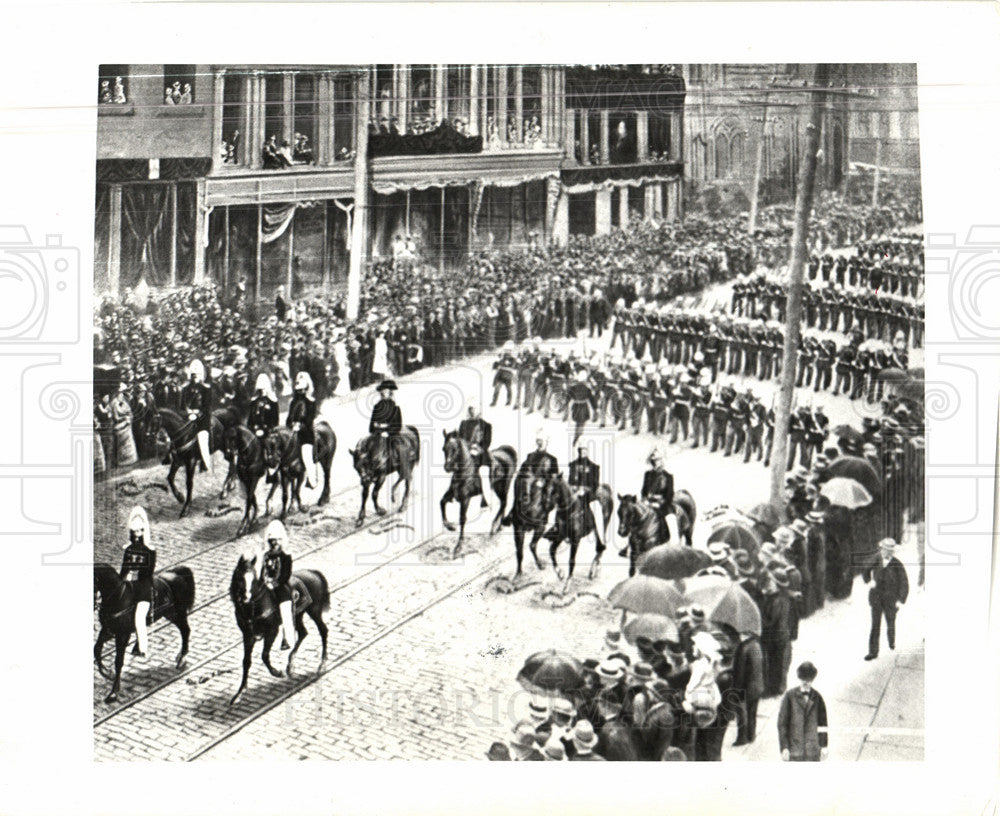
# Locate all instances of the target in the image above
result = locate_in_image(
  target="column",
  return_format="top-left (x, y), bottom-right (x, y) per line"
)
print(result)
top-left (317, 72), bottom-right (333, 166)
top-left (255, 204), bottom-right (262, 298)
top-left (552, 187), bottom-right (569, 247)
top-left (169, 182), bottom-right (178, 287)
top-left (222, 205), bottom-right (230, 293)
top-left (539, 68), bottom-right (549, 144)
top-left (244, 73), bottom-right (257, 169)
top-left (618, 185), bottom-right (629, 226)
top-left (434, 64), bottom-right (445, 123)
top-left (595, 188), bottom-right (612, 235)
top-left (282, 71), bottom-right (295, 145)
top-left (211, 69), bottom-right (226, 173)
top-left (249, 71), bottom-right (264, 169)
top-left (636, 110), bottom-right (649, 162)
top-left (193, 179), bottom-right (207, 284)
top-left (579, 112), bottom-right (590, 164)
top-left (565, 108), bottom-right (576, 161)
top-left (398, 64), bottom-right (408, 134)
top-left (347, 69), bottom-right (371, 320)
top-left (554, 69), bottom-right (564, 148)
top-left (480, 65), bottom-right (490, 139)
top-left (392, 65), bottom-right (400, 123)
top-left (664, 181), bottom-right (676, 221)
top-left (644, 185), bottom-right (656, 221)
top-left (108, 184), bottom-right (122, 294)
top-left (652, 183), bottom-right (664, 219)
top-left (286, 207), bottom-right (295, 295)
top-left (599, 109), bottom-right (610, 164)
top-left (514, 65), bottom-right (524, 143)
top-left (469, 64), bottom-right (480, 136)
top-left (671, 111), bottom-right (683, 162)
top-left (496, 66), bottom-right (508, 144)
top-left (321, 200), bottom-right (330, 293)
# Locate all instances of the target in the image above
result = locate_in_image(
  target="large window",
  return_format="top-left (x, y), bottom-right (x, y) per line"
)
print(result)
top-left (446, 65), bottom-right (471, 131)
top-left (374, 64), bottom-right (394, 131)
top-left (163, 64), bottom-right (196, 105)
top-left (715, 134), bottom-right (730, 178)
top-left (293, 73), bottom-right (318, 163)
top-left (409, 65), bottom-right (433, 132)
top-left (333, 74), bottom-right (355, 160)
top-left (221, 71), bottom-right (246, 165)
top-left (264, 71), bottom-right (284, 147)
top-left (98, 65), bottom-right (128, 105)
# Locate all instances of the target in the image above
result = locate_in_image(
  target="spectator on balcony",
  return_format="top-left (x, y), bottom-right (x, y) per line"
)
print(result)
top-left (164, 86), bottom-right (176, 105)
top-left (99, 79), bottom-right (112, 104)
top-left (180, 83), bottom-right (193, 105)
top-left (113, 76), bottom-right (127, 104)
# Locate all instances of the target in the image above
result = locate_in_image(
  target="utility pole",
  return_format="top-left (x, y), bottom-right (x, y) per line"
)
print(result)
top-left (770, 62), bottom-right (831, 508)
top-left (347, 68), bottom-right (371, 321)
top-left (747, 90), bottom-right (769, 235)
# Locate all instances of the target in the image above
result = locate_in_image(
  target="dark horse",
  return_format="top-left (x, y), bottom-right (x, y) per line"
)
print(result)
top-left (348, 426), bottom-right (420, 526)
top-left (222, 425), bottom-right (266, 536)
top-left (261, 423), bottom-right (336, 519)
top-left (440, 431), bottom-right (517, 557)
top-left (502, 473), bottom-right (557, 581)
top-left (93, 562), bottom-right (195, 704)
top-left (545, 475), bottom-right (614, 593)
top-left (616, 489), bottom-right (698, 576)
top-left (228, 554), bottom-right (330, 705)
top-left (152, 407), bottom-right (240, 517)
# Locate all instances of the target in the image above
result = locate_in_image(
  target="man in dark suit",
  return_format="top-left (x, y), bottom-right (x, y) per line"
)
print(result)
top-left (864, 538), bottom-right (910, 660)
top-left (778, 661), bottom-right (828, 761)
top-left (369, 379), bottom-right (403, 469)
top-left (458, 401), bottom-right (492, 508)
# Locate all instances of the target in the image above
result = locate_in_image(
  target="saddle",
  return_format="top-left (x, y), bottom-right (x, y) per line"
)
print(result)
top-left (288, 576), bottom-right (313, 615)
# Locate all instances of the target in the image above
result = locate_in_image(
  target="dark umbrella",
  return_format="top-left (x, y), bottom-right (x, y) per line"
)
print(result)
top-left (832, 424), bottom-right (866, 448)
top-left (877, 367), bottom-right (908, 383)
top-left (707, 521), bottom-right (761, 557)
top-left (745, 502), bottom-right (781, 531)
top-left (516, 649), bottom-right (584, 695)
top-left (636, 545), bottom-right (713, 582)
top-left (896, 379), bottom-right (925, 403)
top-left (821, 455), bottom-right (882, 497)
top-left (682, 574), bottom-right (762, 636)
top-left (609, 574), bottom-right (685, 616)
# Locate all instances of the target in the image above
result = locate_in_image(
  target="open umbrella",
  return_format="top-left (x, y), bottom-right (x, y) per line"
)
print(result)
top-left (636, 545), bottom-right (713, 582)
top-left (820, 476), bottom-right (873, 509)
top-left (707, 521), bottom-right (761, 556)
top-left (745, 502), bottom-right (781, 530)
top-left (878, 367), bottom-right (908, 383)
top-left (822, 455), bottom-right (882, 497)
top-left (621, 613), bottom-right (680, 646)
top-left (516, 649), bottom-right (584, 695)
top-left (682, 574), bottom-right (761, 637)
top-left (608, 574), bottom-right (684, 616)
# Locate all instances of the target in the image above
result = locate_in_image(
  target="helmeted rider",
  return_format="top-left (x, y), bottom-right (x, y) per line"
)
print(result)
top-left (369, 379), bottom-right (403, 468)
top-left (259, 520), bottom-right (295, 651)
top-left (121, 506), bottom-right (156, 658)
top-left (287, 371), bottom-right (319, 488)
top-left (568, 442), bottom-right (603, 543)
top-left (641, 447), bottom-right (679, 543)
top-left (248, 372), bottom-right (279, 438)
top-left (458, 400), bottom-right (492, 509)
top-left (180, 359), bottom-right (213, 471)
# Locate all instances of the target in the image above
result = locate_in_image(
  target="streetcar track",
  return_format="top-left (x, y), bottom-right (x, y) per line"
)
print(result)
top-left (94, 524), bottom-right (479, 726)
top-left (184, 552), bottom-right (507, 761)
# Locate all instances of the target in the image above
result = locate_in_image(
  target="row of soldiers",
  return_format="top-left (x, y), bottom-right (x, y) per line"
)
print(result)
top-left (731, 277), bottom-right (923, 347)
top-left (491, 342), bottom-right (832, 470)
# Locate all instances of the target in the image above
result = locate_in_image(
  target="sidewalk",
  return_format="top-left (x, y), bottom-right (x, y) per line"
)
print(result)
top-left (726, 524), bottom-right (925, 762)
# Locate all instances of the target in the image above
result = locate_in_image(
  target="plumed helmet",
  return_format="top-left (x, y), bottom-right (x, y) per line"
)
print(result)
top-left (264, 519), bottom-right (288, 545)
top-left (294, 371), bottom-right (313, 391)
top-left (188, 359), bottom-right (205, 380)
top-left (126, 506), bottom-right (151, 548)
top-left (255, 373), bottom-right (273, 393)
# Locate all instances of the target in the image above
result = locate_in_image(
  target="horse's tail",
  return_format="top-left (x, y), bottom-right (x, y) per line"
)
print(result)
top-left (405, 425), bottom-right (421, 463)
top-left (315, 421), bottom-right (336, 462)
top-left (597, 484), bottom-right (614, 531)
top-left (303, 569), bottom-right (330, 613)
top-left (164, 565), bottom-right (196, 612)
top-left (493, 445), bottom-right (517, 470)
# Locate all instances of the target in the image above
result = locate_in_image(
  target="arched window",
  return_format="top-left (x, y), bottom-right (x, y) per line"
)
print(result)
top-left (715, 133), bottom-right (730, 179)
top-left (730, 133), bottom-right (744, 178)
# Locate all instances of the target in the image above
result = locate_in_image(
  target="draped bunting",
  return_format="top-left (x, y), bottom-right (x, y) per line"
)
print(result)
top-left (545, 176), bottom-right (562, 232)
top-left (560, 174), bottom-right (680, 195)
top-left (260, 203), bottom-right (297, 244)
top-left (368, 122), bottom-right (482, 159)
top-left (372, 170), bottom-right (558, 197)
top-left (332, 199), bottom-right (354, 250)
top-left (470, 181), bottom-right (485, 238)
top-left (121, 185), bottom-right (170, 287)
top-left (96, 159), bottom-right (149, 184)
top-left (560, 162), bottom-right (682, 188)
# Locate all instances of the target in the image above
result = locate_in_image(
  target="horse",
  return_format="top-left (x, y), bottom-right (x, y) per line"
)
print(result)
top-left (261, 422), bottom-right (336, 519)
top-left (222, 425), bottom-right (266, 536)
top-left (544, 475), bottom-right (614, 593)
top-left (440, 431), bottom-right (516, 557)
top-left (348, 426), bottom-right (420, 527)
top-left (93, 562), bottom-right (195, 704)
top-left (228, 554), bottom-right (330, 705)
top-left (151, 407), bottom-right (240, 517)
top-left (501, 472), bottom-right (557, 580)
top-left (616, 489), bottom-right (697, 576)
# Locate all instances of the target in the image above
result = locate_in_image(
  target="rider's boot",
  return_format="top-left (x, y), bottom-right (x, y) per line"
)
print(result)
top-left (279, 600), bottom-right (296, 650)
top-left (302, 444), bottom-right (317, 488)
top-left (197, 430), bottom-right (212, 473)
top-left (133, 601), bottom-right (151, 658)
top-left (478, 464), bottom-right (490, 509)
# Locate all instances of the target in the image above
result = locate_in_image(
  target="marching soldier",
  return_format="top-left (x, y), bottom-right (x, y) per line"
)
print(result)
top-left (814, 340), bottom-right (835, 393)
top-left (690, 376), bottom-right (712, 449)
top-left (724, 389), bottom-right (749, 458)
top-left (744, 393), bottom-right (766, 464)
top-left (669, 372), bottom-right (693, 444)
top-left (709, 385), bottom-right (731, 454)
top-left (620, 359), bottom-right (645, 434)
top-left (564, 369), bottom-right (597, 449)
top-left (491, 340), bottom-right (518, 408)
top-left (459, 400), bottom-right (493, 509)
top-left (516, 338), bottom-right (539, 411)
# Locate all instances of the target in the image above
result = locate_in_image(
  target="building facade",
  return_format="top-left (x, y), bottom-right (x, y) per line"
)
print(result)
top-left (94, 64), bottom-right (686, 300)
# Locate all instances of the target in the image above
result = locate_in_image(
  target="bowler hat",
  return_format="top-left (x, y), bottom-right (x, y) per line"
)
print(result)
top-left (377, 379), bottom-right (398, 391)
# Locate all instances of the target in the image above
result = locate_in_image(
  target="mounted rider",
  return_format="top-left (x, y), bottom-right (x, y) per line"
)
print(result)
top-left (121, 506), bottom-right (156, 659)
top-left (287, 371), bottom-right (319, 488)
top-left (369, 379), bottom-right (403, 471)
top-left (505, 428), bottom-right (559, 526)
top-left (641, 447), bottom-right (679, 543)
top-left (180, 358), bottom-right (214, 471)
top-left (248, 372), bottom-right (279, 439)
top-left (568, 442), bottom-right (603, 543)
top-left (259, 520), bottom-right (296, 651)
top-left (458, 400), bottom-right (492, 509)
